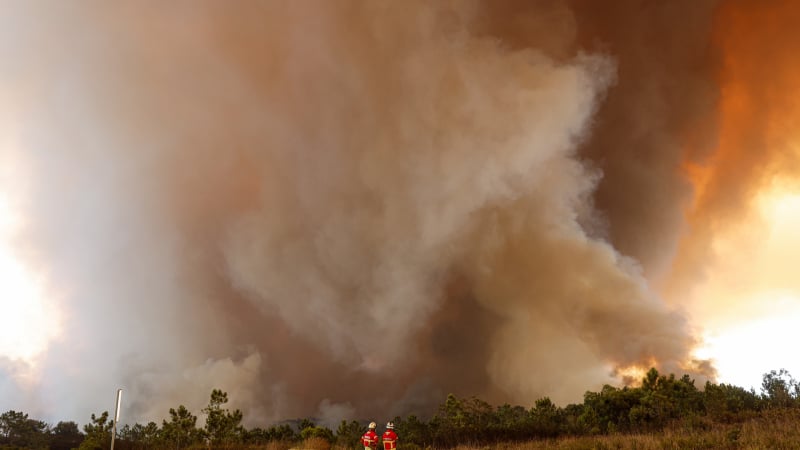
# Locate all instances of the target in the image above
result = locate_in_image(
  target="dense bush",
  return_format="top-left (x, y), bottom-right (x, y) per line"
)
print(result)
top-left (2, 368), bottom-right (799, 449)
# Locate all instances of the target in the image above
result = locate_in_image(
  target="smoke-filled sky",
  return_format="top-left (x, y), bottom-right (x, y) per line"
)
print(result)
top-left (2, 0), bottom-right (800, 427)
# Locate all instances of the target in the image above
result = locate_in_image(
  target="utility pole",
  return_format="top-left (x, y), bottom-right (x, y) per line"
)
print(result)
top-left (111, 389), bottom-right (123, 450)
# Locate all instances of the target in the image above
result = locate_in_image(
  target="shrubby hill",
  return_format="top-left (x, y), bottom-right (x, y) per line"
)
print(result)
top-left (2, 368), bottom-right (799, 449)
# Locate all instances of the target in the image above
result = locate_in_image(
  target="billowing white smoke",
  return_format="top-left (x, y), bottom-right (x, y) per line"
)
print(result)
top-left (0, 0), bottom-right (704, 426)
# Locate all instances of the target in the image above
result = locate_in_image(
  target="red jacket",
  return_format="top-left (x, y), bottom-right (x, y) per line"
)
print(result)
top-left (362, 430), bottom-right (379, 449)
top-left (382, 430), bottom-right (398, 450)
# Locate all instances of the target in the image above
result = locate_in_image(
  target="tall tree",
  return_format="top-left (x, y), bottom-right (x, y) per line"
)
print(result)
top-left (266, 424), bottom-right (296, 441)
top-left (394, 414), bottom-right (431, 447)
top-left (530, 397), bottom-right (563, 438)
top-left (79, 411), bottom-right (112, 450)
top-left (704, 382), bottom-right (760, 422)
top-left (162, 405), bottom-right (201, 449)
top-left (51, 421), bottom-right (84, 450)
top-left (0, 410), bottom-right (49, 449)
top-left (126, 421), bottom-right (162, 447)
top-left (761, 369), bottom-right (797, 408)
top-left (335, 420), bottom-right (363, 449)
top-left (202, 389), bottom-right (244, 446)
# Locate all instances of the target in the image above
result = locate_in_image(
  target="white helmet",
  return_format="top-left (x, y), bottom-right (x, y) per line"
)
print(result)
top-left (386, 422), bottom-right (394, 430)
top-left (368, 422), bottom-right (376, 429)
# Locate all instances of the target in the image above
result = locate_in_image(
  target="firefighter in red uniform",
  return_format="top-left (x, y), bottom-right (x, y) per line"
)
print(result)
top-left (382, 422), bottom-right (398, 450)
top-left (362, 422), bottom-right (379, 450)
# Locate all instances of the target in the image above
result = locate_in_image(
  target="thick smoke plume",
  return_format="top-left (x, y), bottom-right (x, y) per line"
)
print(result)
top-left (0, 0), bottom-right (730, 425)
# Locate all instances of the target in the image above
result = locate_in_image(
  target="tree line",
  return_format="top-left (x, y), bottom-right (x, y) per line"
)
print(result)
top-left (2, 368), bottom-right (799, 449)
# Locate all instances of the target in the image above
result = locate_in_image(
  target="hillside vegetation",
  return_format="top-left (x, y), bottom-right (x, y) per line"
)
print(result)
top-left (3, 368), bottom-right (800, 449)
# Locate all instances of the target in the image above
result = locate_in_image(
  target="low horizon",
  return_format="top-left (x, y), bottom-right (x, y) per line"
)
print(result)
top-left (3, 0), bottom-right (800, 430)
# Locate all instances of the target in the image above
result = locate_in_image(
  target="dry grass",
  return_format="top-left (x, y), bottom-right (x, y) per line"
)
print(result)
top-left (298, 437), bottom-right (334, 450)
top-left (446, 409), bottom-right (800, 450)
top-left (192, 410), bottom-right (800, 450)
top-left (265, 441), bottom-right (295, 450)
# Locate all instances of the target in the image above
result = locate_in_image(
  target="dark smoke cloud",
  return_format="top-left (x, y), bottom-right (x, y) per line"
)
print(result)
top-left (474, 0), bottom-right (725, 288)
top-left (568, 0), bottom-right (722, 280)
top-left (0, 0), bottom-right (723, 426)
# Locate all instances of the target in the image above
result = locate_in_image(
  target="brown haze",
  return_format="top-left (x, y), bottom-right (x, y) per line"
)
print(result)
top-left (3, 0), bottom-right (797, 427)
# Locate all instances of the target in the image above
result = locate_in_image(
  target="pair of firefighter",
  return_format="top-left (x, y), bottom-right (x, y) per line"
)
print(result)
top-left (362, 421), bottom-right (398, 450)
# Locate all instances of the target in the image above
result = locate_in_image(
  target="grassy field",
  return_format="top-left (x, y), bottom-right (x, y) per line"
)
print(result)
top-left (271, 409), bottom-right (800, 450)
top-left (442, 409), bottom-right (800, 450)
top-left (159, 409), bottom-right (800, 450)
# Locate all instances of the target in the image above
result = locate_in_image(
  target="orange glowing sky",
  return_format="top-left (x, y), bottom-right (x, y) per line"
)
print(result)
top-left (673, 0), bottom-right (800, 389)
top-left (0, 161), bottom-right (60, 369)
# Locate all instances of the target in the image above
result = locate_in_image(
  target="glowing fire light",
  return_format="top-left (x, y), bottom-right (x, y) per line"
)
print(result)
top-left (614, 364), bottom-right (651, 386)
top-left (691, 188), bottom-right (800, 390)
top-left (0, 191), bottom-right (59, 365)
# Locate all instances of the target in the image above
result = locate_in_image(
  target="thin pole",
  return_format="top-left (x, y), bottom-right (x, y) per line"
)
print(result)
top-left (111, 389), bottom-right (123, 450)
